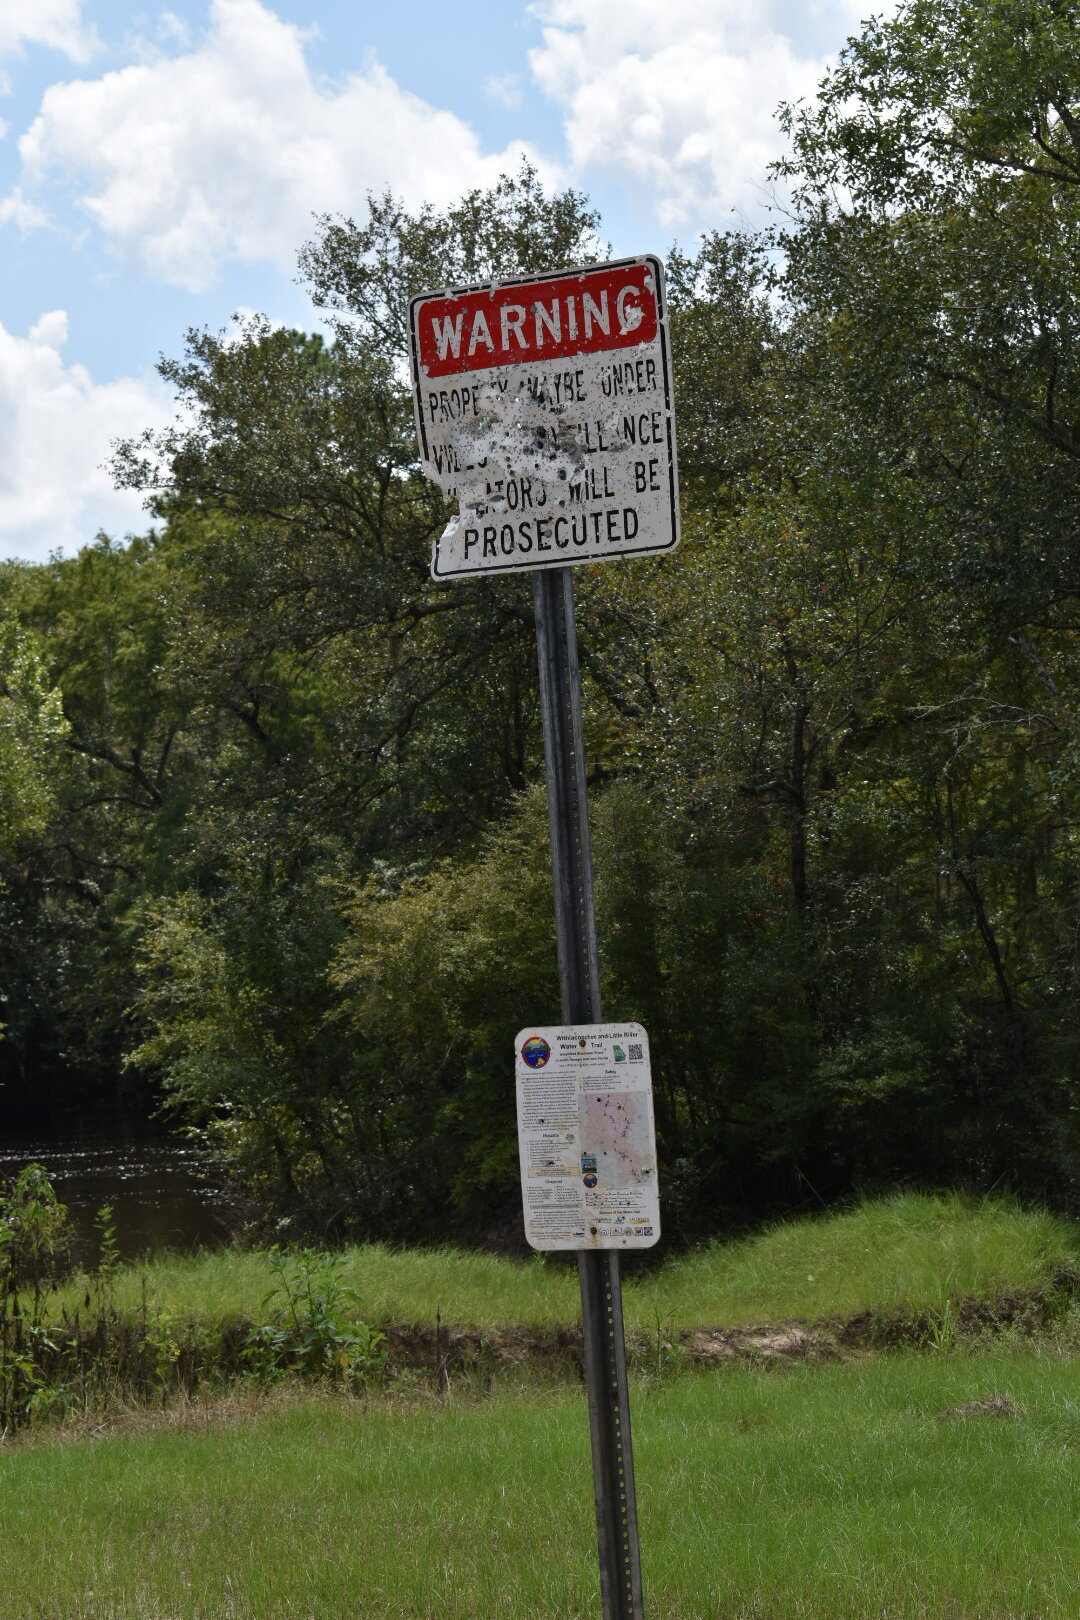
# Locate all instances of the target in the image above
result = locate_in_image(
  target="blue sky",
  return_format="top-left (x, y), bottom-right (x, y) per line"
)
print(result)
top-left (0, 0), bottom-right (888, 562)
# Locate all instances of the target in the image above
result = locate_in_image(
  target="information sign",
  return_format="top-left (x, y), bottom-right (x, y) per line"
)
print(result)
top-left (515, 1022), bottom-right (660, 1251)
top-left (409, 257), bottom-right (679, 580)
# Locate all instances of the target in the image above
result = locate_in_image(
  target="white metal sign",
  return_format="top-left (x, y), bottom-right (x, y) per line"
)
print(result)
top-left (515, 1022), bottom-right (660, 1251)
top-left (409, 257), bottom-right (679, 580)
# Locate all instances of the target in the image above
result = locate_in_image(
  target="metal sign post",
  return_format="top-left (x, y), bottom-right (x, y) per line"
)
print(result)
top-left (408, 256), bottom-right (679, 1620)
top-left (532, 564), bottom-right (644, 1620)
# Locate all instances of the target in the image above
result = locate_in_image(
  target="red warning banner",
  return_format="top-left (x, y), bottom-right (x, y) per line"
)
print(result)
top-left (413, 260), bottom-right (659, 380)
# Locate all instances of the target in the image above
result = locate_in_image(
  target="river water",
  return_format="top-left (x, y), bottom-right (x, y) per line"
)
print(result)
top-left (0, 1111), bottom-right (233, 1265)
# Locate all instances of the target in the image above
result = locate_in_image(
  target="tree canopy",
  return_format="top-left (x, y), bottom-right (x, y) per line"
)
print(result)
top-left (5, 12), bottom-right (1080, 1243)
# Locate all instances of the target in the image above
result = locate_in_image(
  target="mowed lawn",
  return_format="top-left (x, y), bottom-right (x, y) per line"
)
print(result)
top-left (4, 1351), bottom-right (1080, 1619)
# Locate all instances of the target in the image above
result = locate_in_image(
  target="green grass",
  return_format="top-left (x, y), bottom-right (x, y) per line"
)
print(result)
top-left (54, 1191), bottom-right (1080, 1334)
top-left (57, 1239), bottom-right (583, 1331)
top-left (632, 1190), bottom-right (1079, 1330)
top-left (5, 1354), bottom-right (1080, 1617)
top-left (13, 1194), bottom-right (1080, 1616)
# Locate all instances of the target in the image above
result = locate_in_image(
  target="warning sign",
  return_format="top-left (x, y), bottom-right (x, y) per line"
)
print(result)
top-left (514, 1022), bottom-right (660, 1252)
top-left (409, 257), bottom-right (679, 580)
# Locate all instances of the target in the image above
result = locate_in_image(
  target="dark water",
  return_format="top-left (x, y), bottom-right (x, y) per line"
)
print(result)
top-left (0, 1112), bottom-right (233, 1265)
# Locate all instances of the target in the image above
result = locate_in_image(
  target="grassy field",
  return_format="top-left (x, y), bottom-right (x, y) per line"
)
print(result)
top-left (6, 1193), bottom-right (1080, 1618)
top-left (53, 1191), bottom-right (1080, 1334)
top-left (4, 1352), bottom-right (1080, 1618)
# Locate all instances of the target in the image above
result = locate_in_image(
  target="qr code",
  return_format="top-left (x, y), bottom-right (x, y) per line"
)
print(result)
top-left (628, 1043), bottom-right (643, 1062)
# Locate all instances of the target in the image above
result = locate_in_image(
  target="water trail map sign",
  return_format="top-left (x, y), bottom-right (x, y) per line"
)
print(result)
top-left (515, 1023), bottom-right (660, 1251)
top-left (409, 257), bottom-right (679, 580)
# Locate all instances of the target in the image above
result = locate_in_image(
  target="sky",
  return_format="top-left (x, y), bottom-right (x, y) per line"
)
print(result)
top-left (0, 0), bottom-right (889, 565)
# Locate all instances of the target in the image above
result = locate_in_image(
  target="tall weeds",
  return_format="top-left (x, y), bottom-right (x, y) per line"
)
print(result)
top-left (0, 1163), bottom-right (71, 1432)
top-left (0, 1170), bottom-right (385, 1436)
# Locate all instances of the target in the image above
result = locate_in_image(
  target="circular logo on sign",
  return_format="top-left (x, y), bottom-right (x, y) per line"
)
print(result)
top-left (583, 1173), bottom-right (598, 1188)
top-left (521, 1035), bottom-right (551, 1069)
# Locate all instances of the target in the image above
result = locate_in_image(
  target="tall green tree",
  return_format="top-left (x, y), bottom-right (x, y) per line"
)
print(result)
top-left (766, 0), bottom-right (1080, 1190)
top-left (0, 597), bottom-right (67, 857)
top-left (107, 167), bottom-right (613, 1237)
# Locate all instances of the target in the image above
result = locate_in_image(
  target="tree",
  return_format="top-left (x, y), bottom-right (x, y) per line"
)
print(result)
top-left (0, 596), bottom-right (67, 857)
top-left (109, 167), bottom-right (615, 1237)
top-left (14, 51), bottom-right (1080, 1239)
top-left (111, 165), bottom-right (606, 856)
top-left (766, 0), bottom-right (1080, 1191)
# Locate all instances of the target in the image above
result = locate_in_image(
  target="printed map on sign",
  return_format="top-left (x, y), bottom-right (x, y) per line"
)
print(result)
top-left (581, 1092), bottom-right (652, 1189)
top-left (409, 257), bottom-right (679, 579)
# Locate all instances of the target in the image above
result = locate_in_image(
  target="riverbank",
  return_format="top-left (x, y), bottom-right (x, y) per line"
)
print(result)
top-left (51, 1187), bottom-right (1080, 1333)
top-left (0, 1189), bottom-right (1074, 1434)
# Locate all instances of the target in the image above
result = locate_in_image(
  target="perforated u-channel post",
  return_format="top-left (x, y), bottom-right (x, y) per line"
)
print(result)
top-left (532, 564), bottom-right (645, 1620)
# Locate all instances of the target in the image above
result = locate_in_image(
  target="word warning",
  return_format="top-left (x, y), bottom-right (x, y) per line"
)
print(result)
top-left (409, 257), bottom-right (679, 579)
top-left (515, 1023), bottom-right (660, 1251)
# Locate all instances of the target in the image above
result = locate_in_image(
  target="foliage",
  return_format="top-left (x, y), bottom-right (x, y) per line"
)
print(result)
top-left (0, 1179), bottom-right (388, 1433)
top-left (8, 28), bottom-right (1080, 1240)
top-left (243, 1248), bottom-right (385, 1387)
top-left (127, 841), bottom-right (382, 1239)
top-left (108, 159), bottom-right (605, 862)
top-left (0, 1162), bottom-right (71, 1296)
top-left (776, 0), bottom-right (1080, 211)
top-left (297, 159), bottom-right (606, 357)
top-left (0, 1164), bottom-right (71, 1432)
top-left (331, 784), bottom-right (558, 1232)
top-left (0, 606), bottom-right (67, 857)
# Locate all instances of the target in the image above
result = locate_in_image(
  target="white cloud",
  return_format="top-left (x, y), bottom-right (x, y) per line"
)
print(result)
top-left (528, 0), bottom-right (892, 229)
top-left (10, 0), bottom-right (548, 291)
top-left (0, 312), bottom-right (173, 563)
top-left (0, 0), bottom-right (96, 86)
top-left (27, 308), bottom-right (69, 347)
top-left (156, 12), bottom-right (193, 48)
top-left (485, 72), bottom-right (524, 110)
top-left (0, 185), bottom-right (47, 228)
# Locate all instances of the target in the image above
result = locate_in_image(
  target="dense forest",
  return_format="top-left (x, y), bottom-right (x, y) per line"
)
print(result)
top-left (2, 0), bottom-right (1080, 1247)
